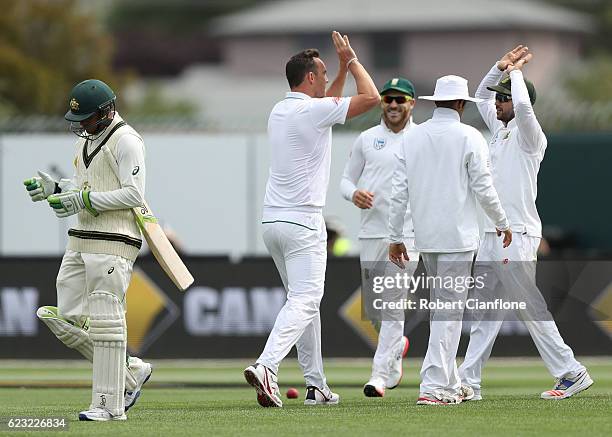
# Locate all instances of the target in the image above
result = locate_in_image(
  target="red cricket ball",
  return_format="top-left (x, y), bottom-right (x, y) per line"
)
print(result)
top-left (286, 387), bottom-right (299, 399)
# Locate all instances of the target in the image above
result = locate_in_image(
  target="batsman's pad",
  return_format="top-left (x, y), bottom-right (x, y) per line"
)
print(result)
top-left (36, 306), bottom-right (93, 361)
top-left (89, 291), bottom-right (126, 416)
top-left (36, 306), bottom-right (139, 391)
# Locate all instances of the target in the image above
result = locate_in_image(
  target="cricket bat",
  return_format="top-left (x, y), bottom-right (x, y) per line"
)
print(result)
top-left (102, 145), bottom-right (194, 291)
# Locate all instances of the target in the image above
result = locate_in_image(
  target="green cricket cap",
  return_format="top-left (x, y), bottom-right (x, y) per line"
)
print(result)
top-left (380, 77), bottom-right (415, 97)
top-left (487, 75), bottom-right (536, 105)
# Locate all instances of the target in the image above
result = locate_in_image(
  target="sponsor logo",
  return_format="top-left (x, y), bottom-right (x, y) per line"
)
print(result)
top-left (132, 166), bottom-right (140, 176)
top-left (107, 267), bottom-right (114, 274)
top-left (183, 286), bottom-right (285, 335)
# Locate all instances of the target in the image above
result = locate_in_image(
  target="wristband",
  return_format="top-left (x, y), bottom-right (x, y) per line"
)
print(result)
top-left (346, 57), bottom-right (359, 68)
top-left (82, 190), bottom-right (100, 217)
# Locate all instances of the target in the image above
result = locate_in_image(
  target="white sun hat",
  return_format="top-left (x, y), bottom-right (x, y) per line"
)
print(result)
top-left (418, 75), bottom-right (483, 102)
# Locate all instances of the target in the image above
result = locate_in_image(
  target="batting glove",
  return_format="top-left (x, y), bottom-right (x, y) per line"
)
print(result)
top-left (23, 171), bottom-right (58, 202)
top-left (47, 190), bottom-right (99, 218)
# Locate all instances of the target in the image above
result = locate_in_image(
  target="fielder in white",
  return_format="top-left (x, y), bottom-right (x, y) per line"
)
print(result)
top-left (24, 80), bottom-right (152, 421)
top-left (340, 77), bottom-right (419, 397)
top-left (244, 31), bottom-right (380, 407)
top-left (459, 46), bottom-right (593, 400)
top-left (388, 75), bottom-right (512, 405)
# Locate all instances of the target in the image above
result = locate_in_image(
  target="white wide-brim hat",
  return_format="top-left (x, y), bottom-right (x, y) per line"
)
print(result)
top-left (418, 75), bottom-right (483, 103)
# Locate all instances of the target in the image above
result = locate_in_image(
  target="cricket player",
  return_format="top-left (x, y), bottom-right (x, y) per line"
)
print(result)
top-left (340, 77), bottom-right (418, 397)
top-left (388, 75), bottom-right (512, 405)
top-left (459, 46), bottom-right (593, 400)
top-left (24, 79), bottom-right (152, 421)
top-left (244, 31), bottom-right (380, 407)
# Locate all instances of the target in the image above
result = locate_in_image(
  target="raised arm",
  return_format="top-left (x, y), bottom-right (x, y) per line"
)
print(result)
top-left (476, 64), bottom-right (504, 134)
top-left (328, 31), bottom-right (380, 119)
top-left (326, 31), bottom-right (350, 98)
top-left (506, 54), bottom-right (546, 154)
top-left (476, 46), bottom-right (528, 134)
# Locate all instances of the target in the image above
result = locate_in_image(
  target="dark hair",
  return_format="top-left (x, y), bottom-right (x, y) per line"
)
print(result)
top-left (286, 49), bottom-right (320, 89)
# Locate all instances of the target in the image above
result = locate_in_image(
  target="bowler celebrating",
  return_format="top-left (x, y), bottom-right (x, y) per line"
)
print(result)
top-left (244, 31), bottom-right (380, 407)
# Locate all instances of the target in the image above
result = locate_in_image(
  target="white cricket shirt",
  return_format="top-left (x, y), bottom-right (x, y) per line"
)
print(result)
top-left (476, 65), bottom-right (547, 237)
top-left (263, 92), bottom-right (350, 220)
top-left (389, 108), bottom-right (509, 253)
top-left (340, 119), bottom-right (416, 239)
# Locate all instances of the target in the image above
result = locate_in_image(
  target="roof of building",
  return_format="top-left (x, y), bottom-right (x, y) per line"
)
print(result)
top-left (212, 0), bottom-right (592, 36)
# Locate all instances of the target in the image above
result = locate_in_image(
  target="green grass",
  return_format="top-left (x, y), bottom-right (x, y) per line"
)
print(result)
top-left (0, 358), bottom-right (611, 436)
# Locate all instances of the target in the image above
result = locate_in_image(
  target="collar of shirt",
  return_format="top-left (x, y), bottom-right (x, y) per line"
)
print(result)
top-left (432, 107), bottom-right (461, 122)
top-left (285, 91), bottom-right (310, 100)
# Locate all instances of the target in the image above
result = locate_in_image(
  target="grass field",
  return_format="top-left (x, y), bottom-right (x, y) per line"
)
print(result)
top-left (0, 357), bottom-right (611, 436)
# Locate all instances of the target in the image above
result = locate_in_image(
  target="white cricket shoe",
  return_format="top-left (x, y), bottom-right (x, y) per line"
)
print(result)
top-left (244, 363), bottom-right (282, 407)
top-left (79, 408), bottom-right (126, 421)
top-left (386, 336), bottom-right (410, 389)
top-left (417, 390), bottom-right (462, 405)
top-left (363, 377), bottom-right (386, 398)
top-left (304, 386), bottom-right (340, 405)
top-left (125, 358), bottom-right (153, 412)
top-left (460, 384), bottom-right (476, 401)
top-left (541, 370), bottom-right (593, 400)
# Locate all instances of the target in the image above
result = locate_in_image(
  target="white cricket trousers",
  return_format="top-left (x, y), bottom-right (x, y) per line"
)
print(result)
top-left (420, 251), bottom-right (474, 396)
top-left (57, 250), bottom-right (134, 323)
top-left (257, 213), bottom-right (328, 389)
top-left (459, 233), bottom-right (585, 391)
top-left (360, 238), bottom-right (419, 381)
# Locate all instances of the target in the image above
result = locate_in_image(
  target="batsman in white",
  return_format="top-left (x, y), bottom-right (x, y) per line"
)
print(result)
top-left (459, 46), bottom-right (593, 401)
top-left (24, 79), bottom-right (152, 421)
top-left (244, 31), bottom-right (380, 407)
top-left (340, 77), bottom-right (419, 397)
top-left (388, 75), bottom-right (512, 405)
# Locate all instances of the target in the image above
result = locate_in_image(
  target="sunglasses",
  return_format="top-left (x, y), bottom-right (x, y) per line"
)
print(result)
top-left (382, 95), bottom-right (413, 104)
top-left (495, 94), bottom-right (512, 103)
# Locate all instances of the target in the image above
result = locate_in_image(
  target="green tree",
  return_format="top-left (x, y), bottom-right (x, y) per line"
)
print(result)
top-left (0, 0), bottom-right (117, 116)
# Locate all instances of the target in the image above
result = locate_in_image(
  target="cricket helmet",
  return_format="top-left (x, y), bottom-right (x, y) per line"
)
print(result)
top-left (65, 79), bottom-right (116, 122)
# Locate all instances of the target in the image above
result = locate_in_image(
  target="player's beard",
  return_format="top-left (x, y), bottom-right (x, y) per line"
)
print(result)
top-left (383, 107), bottom-right (410, 131)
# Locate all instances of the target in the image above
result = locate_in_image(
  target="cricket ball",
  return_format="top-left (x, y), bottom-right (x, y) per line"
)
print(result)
top-left (286, 387), bottom-right (299, 399)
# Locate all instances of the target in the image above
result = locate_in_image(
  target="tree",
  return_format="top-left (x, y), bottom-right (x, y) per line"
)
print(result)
top-left (0, 0), bottom-right (118, 116)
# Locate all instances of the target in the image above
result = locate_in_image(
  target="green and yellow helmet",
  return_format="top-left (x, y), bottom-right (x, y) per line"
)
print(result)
top-left (65, 79), bottom-right (116, 122)
top-left (65, 79), bottom-right (116, 138)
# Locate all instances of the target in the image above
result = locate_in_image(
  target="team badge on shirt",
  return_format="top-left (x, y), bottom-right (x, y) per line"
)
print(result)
top-left (373, 137), bottom-right (386, 150)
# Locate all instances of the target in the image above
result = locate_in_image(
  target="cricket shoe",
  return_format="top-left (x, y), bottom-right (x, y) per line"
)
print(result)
top-left (304, 386), bottom-right (340, 405)
top-left (363, 377), bottom-right (386, 398)
top-left (386, 336), bottom-right (410, 389)
top-left (459, 384), bottom-right (476, 401)
top-left (460, 384), bottom-right (481, 401)
top-left (541, 370), bottom-right (593, 400)
top-left (79, 408), bottom-right (127, 421)
top-left (243, 363), bottom-right (282, 407)
top-left (124, 358), bottom-right (153, 412)
top-left (417, 390), bottom-right (462, 405)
